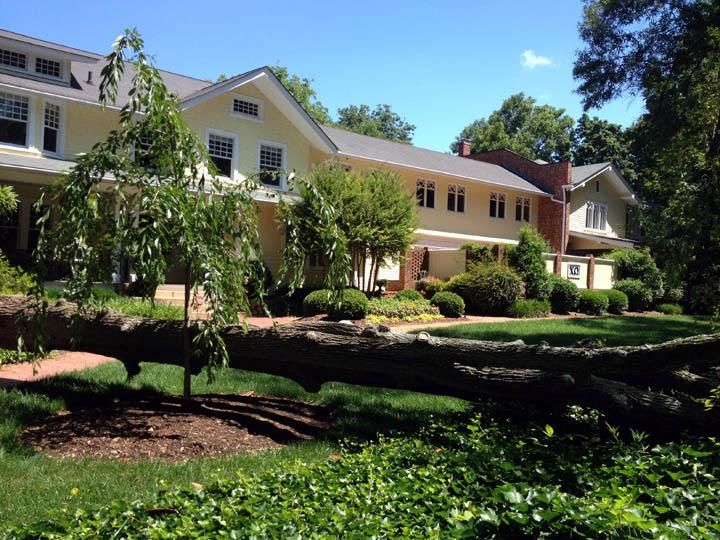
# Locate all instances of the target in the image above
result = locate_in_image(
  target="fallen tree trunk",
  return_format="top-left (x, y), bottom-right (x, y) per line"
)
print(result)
top-left (1, 295), bottom-right (718, 433)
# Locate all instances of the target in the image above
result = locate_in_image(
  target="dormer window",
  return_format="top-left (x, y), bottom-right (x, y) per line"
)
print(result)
top-left (231, 94), bottom-right (263, 121)
top-left (0, 48), bottom-right (26, 70)
top-left (35, 57), bottom-right (61, 78)
top-left (0, 91), bottom-right (30, 147)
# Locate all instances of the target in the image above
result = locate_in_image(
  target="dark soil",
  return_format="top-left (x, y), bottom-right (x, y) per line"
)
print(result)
top-left (22, 393), bottom-right (330, 462)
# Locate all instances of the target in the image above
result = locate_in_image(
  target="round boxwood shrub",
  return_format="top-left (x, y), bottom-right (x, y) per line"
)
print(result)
top-left (395, 289), bottom-right (423, 302)
top-left (549, 276), bottom-right (580, 314)
top-left (448, 263), bottom-right (522, 315)
top-left (604, 289), bottom-right (629, 314)
top-left (430, 291), bottom-right (465, 317)
top-left (510, 299), bottom-right (551, 319)
top-left (578, 290), bottom-right (609, 315)
top-left (328, 288), bottom-right (369, 320)
top-left (303, 289), bottom-right (331, 316)
top-left (658, 303), bottom-right (683, 315)
top-left (614, 278), bottom-right (653, 312)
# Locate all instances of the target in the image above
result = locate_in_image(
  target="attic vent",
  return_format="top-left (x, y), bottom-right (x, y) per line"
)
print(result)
top-left (231, 95), bottom-right (262, 120)
top-left (35, 57), bottom-right (62, 78)
top-left (87, 71), bottom-right (93, 84)
top-left (0, 49), bottom-right (27, 70)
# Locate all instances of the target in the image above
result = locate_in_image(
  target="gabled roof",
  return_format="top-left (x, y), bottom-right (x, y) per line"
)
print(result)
top-left (569, 162), bottom-right (638, 205)
top-left (322, 126), bottom-right (551, 196)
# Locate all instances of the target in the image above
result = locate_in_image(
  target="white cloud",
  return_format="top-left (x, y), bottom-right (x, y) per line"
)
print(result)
top-left (521, 50), bottom-right (552, 69)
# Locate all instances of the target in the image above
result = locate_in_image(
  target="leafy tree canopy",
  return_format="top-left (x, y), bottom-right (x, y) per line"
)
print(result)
top-left (574, 114), bottom-right (637, 187)
top-left (574, 0), bottom-right (720, 312)
top-left (270, 65), bottom-right (332, 125)
top-left (335, 104), bottom-right (416, 144)
top-left (451, 93), bottom-right (575, 162)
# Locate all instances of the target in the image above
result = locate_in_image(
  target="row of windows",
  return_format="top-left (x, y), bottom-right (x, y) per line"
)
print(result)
top-left (417, 179), bottom-right (532, 222)
top-left (207, 132), bottom-right (286, 186)
top-left (0, 47), bottom-right (63, 79)
top-left (0, 91), bottom-right (61, 153)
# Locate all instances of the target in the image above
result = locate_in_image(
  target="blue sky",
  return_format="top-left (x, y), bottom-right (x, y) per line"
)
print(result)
top-left (5, 0), bottom-right (644, 152)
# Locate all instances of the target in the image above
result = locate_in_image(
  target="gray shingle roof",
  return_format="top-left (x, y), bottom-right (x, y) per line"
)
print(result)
top-left (0, 152), bottom-right (114, 179)
top-left (571, 162), bottom-right (611, 185)
top-left (0, 28), bottom-right (102, 61)
top-left (322, 126), bottom-right (550, 195)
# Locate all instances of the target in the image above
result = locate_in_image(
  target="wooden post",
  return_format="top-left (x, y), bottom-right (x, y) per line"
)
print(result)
top-left (554, 252), bottom-right (562, 276)
top-left (587, 255), bottom-right (595, 290)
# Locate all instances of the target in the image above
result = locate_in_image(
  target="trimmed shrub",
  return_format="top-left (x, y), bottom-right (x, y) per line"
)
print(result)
top-left (549, 276), bottom-right (580, 314)
top-left (604, 289), bottom-right (629, 315)
top-left (614, 278), bottom-right (653, 312)
top-left (578, 290), bottom-right (609, 315)
top-left (303, 289), bottom-right (331, 316)
top-left (510, 299), bottom-right (551, 319)
top-left (416, 277), bottom-right (448, 298)
top-left (430, 292), bottom-right (465, 317)
top-left (507, 226), bottom-right (552, 299)
top-left (328, 288), bottom-right (369, 320)
top-left (659, 303), bottom-right (683, 315)
top-left (367, 298), bottom-right (440, 322)
top-left (448, 263), bottom-right (522, 315)
top-left (461, 242), bottom-right (494, 271)
top-left (395, 289), bottom-right (423, 302)
top-left (609, 248), bottom-right (664, 301)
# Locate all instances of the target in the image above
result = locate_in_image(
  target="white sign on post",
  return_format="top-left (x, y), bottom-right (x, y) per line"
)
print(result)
top-left (567, 263), bottom-right (581, 279)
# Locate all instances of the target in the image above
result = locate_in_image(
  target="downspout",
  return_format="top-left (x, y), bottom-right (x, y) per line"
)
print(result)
top-left (550, 189), bottom-right (568, 255)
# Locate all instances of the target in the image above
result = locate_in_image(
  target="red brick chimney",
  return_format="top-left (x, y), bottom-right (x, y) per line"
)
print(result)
top-left (461, 148), bottom-right (572, 253)
top-left (458, 138), bottom-right (472, 157)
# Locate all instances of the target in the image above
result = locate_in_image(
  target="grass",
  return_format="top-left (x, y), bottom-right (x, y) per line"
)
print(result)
top-left (420, 314), bottom-right (715, 347)
top-left (0, 362), bottom-right (469, 527)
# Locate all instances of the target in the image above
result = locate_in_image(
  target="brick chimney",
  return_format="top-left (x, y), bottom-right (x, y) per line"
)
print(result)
top-left (464, 149), bottom-right (572, 253)
top-left (458, 138), bottom-right (472, 157)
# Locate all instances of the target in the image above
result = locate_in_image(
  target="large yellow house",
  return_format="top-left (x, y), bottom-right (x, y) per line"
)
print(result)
top-left (0, 28), bottom-right (639, 289)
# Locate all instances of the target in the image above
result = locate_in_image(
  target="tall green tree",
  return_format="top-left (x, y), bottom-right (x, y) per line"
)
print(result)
top-left (34, 31), bottom-right (341, 397)
top-left (573, 0), bottom-right (720, 313)
top-left (270, 65), bottom-right (331, 125)
top-left (279, 162), bottom-right (417, 294)
top-left (574, 114), bottom-right (637, 187)
top-left (451, 93), bottom-right (575, 162)
top-left (335, 104), bottom-right (416, 144)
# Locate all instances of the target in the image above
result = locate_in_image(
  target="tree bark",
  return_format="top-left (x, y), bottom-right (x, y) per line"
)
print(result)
top-left (1, 295), bottom-right (718, 434)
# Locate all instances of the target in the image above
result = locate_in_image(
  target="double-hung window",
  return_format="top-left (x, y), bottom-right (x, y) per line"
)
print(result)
top-left (515, 197), bottom-right (531, 222)
top-left (42, 102), bottom-right (61, 154)
top-left (489, 192), bottom-right (506, 219)
top-left (416, 179), bottom-right (435, 208)
top-left (447, 184), bottom-right (465, 212)
top-left (208, 132), bottom-right (235, 178)
top-left (585, 201), bottom-right (608, 231)
top-left (258, 141), bottom-right (286, 187)
top-left (0, 92), bottom-right (29, 147)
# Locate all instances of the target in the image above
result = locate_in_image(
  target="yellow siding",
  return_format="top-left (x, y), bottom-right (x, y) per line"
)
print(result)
top-left (63, 102), bottom-right (121, 158)
top-left (569, 171), bottom-right (627, 238)
top-left (182, 83), bottom-right (312, 180)
top-left (257, 201), bottom-right (284, 275)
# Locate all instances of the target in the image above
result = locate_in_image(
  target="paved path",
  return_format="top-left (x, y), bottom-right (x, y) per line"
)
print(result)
top-left (0, 352), bottom-right (116, 389)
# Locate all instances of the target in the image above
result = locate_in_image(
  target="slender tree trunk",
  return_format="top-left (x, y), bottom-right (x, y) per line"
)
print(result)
top-left (182, 263), bottom-right (192, 399)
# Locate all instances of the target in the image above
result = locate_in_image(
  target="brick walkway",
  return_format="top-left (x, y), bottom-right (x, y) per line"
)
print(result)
top-left (0, 352), bottom-right (116, 389)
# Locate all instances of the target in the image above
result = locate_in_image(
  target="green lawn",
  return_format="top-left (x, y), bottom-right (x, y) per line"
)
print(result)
top-left (0, 362), bottom-right (469, 527)
top-left (420, 314), bottom-right (715, 347)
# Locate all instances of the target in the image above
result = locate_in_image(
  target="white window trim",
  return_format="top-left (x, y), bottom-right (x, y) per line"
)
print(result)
top-left (416, 178), bottom-right (436, 209)
top-left (205, 128), bottom-right (239, 181)
top-left (0, 90), bottom-right (36, 152)
top-left (40, 99), bottom-right (64, 157)
top-left (489, 191), bottom-right (507, 220)
top-left (515, 196), bottom-right (531, 223)
top-left (585, 201), bottom-right (609, 232)
top-left (230, 93), bottom-right (264, 123)
top-left (257, 139), bottom-right (288, 190)
top-left (0, 48), bottom-right (70, 84)
top-left (447, 183), bottom-right (466, 213)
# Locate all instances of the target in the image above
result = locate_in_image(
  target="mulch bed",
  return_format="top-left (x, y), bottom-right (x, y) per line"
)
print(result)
top-left (22, 393), bottom-right (330, 462)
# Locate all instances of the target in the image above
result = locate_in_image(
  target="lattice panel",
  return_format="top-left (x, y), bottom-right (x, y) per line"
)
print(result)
top-left (407, 249), bottom-right (425, 281)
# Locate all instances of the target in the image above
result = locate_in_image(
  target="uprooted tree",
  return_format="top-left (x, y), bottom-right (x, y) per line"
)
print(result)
top-left (2, 295), bottom-right (718, 434)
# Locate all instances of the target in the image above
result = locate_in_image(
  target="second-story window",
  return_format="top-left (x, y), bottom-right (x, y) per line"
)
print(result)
top-left (515, 197), bottom-right (531, 222)
top-left (0, 48), bottom-right (27, 70)
top-left (0, 91), bottom-right (30, 147)
top-left (447, 184), bottom-right (465, 212)
top-left (489, 192), bottom-right (505, 219)
top-left (258, 142), bottom-right (285, 187)
top-left (586, 201), bottom-right (608, 231)
top-left (416, 179), bottom-right (435, 208)
top-left (35, 57), bottom-right (61, 78)
top-left (42, 102), bottom-right (61, 154)
top-left (208, 133), bottom-right (234, 178)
